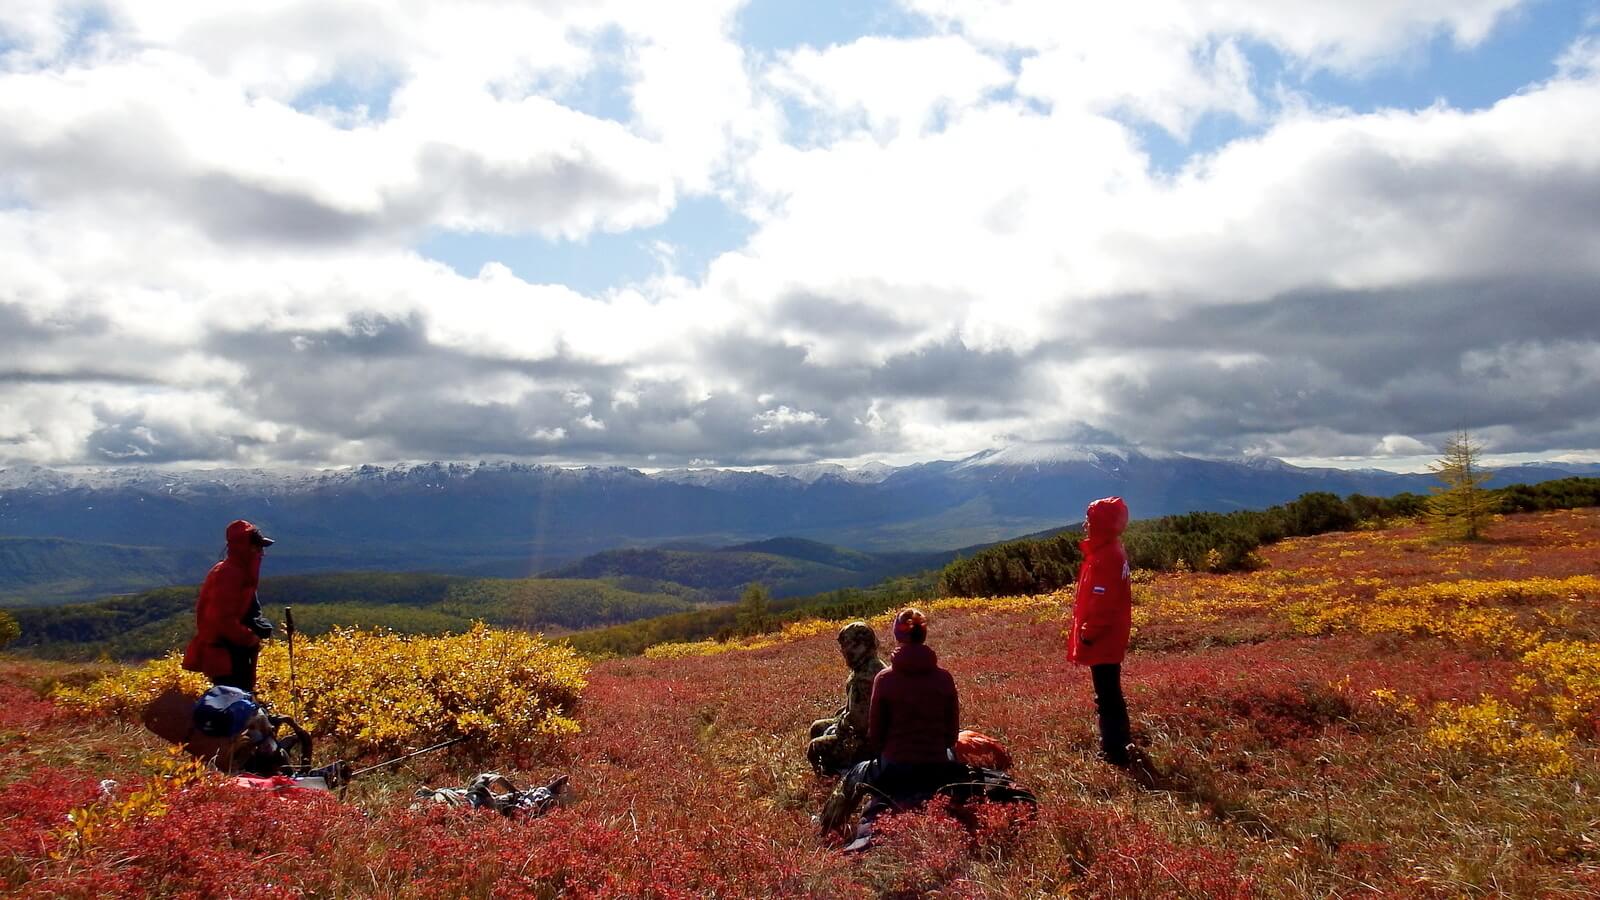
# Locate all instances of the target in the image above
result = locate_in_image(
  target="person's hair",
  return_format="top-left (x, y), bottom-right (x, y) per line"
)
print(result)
top-left (892, 608), bottom-right (928, 644)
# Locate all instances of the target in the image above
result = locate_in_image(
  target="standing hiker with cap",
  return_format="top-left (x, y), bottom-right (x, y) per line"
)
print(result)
top-left (183, 519), bottom-right (275, 693)
top-left (1067, 497), bottom-right (1136, 766)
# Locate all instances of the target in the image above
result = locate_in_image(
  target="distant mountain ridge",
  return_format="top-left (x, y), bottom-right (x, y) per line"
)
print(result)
top-left (2, 445), bottom-right (1594, 602)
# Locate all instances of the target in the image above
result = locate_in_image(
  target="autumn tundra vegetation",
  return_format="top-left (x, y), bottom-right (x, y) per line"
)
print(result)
top-left (2, 480), bottom-right (1600, 895)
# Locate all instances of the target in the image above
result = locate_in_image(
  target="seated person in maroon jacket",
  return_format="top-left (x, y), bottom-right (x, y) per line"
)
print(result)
top-left (817, 608), bottom-right (963, 844)
top-left (867, 608), bottom-right (960, 769)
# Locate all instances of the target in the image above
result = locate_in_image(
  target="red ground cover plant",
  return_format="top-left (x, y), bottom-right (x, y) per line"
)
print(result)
top-left (1, 508), bottom-right (1597, 897)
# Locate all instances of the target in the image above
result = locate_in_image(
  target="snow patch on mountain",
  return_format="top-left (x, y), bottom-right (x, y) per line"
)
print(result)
top-left (951, 443), bottom-right (1180, 471)
top-left (763, 461), bottom-right (895, 484)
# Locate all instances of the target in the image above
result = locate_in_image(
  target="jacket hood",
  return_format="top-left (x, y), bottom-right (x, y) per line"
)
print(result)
top-left (223, 520), bottom-right (265, 584)
top-left (1082, 496), bottom-right (1129, 550)
top-left (889, 642), bottom-right (938, 675)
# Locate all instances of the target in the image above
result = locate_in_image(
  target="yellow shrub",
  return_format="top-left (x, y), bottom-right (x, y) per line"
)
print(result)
top-left (54, 747), bottom-right (210, 859)
top-left (55, 624), bottom-right (588, 756)
top-left (646, 639), bottom-right (741, 659)
top-left (777, 619), bottom-right (839, 641)
top-left (1369, 687), bottom-right (1419, 717)
top-left (1377, 576), bottom-right (1600, 609)
top-left (53, 654), bottom-right (209, 718)
top-left (924, 592), bottom-right (1064, 619)
top-left (1520, 640), bottom-right (1600, 732)
top-left (1425, 697), bottom-right (1573, 777)
top-left (1284, 575), bottom-right (1596, 653)
top-left (1283, 597), bottom-right (1359, 635)
top-left (642, 592), bottom-right (1068, 659)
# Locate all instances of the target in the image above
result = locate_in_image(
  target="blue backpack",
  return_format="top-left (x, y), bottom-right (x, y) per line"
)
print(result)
top-left (192, 686), bottom-right (260, 738)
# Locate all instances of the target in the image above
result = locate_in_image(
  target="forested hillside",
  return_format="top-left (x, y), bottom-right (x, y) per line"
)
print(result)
top-left (542, 538), bottom-right (951, 600)
top-left (0, 538), bottom-right (214, 604)
top-left (9, 572), bottom-right (703, 660)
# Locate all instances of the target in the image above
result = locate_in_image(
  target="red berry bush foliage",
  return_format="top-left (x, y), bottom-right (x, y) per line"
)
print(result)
top-left (2, 509), bottom-right (1599, 897)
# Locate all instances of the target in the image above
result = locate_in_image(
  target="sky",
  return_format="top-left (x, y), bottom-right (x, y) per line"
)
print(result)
top-left (2, 0), bottom-right (1598, 472)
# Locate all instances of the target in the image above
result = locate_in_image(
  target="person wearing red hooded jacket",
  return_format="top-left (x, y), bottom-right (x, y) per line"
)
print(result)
top-left (182, 520), bottom-right (275, 693)
top-left (1067, 497), bottom-right (1135, 766)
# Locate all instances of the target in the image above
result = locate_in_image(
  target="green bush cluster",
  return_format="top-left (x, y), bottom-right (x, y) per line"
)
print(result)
top-left (1496, 477), bottom-right (1600, 513)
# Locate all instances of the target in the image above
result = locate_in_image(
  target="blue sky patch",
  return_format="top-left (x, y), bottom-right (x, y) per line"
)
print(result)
top-left (418, 194), bottom-right (754, 294)
top-left (738, 0), bottom-right (928, 54)
top-left (292, 73), bottom-right (398, 124)
top-left (1133, 2), bottom-right (1595, 174)
top-left (548, 24), bottom-right (633, 125)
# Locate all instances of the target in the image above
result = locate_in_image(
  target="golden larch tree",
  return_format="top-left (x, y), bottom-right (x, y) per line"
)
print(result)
top-left (1427, 430), bottom-right (1495, 540)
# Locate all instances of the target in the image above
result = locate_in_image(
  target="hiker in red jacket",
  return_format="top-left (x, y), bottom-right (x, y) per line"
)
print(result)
top-left (1067, 497), bottom-right (1135, 766)
top-left (183, 520), bottom-right (275, 693)
top-left (818, 608), bottom-right (963, 845)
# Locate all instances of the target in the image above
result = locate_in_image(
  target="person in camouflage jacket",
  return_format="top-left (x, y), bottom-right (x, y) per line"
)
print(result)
top-left (807, 621), bottom-right (886, 775)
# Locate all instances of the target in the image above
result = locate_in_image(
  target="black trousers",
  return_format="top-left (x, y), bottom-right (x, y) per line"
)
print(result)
top-left (212, 643), bottom-right (260, 694)
top-left (827, 758), bottom-right (967, 832)
top-left (1091, 663), bottom-right (1130, 762)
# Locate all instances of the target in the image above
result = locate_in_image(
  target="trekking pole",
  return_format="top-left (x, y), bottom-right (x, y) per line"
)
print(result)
top-left (347, 736), bottom-right (469, 780)
top-left (284, 606), bottom-right (299, 722)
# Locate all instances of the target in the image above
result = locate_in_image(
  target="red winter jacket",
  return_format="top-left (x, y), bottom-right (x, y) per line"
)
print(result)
top-left (182, 526), bottom-right (265, 678)
top-left (867, 643), bottom-right (960, 765)
top-left (1067, 497), bottom-right (1133, 666)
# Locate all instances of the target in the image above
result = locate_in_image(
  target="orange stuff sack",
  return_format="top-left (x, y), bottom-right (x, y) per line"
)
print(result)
top-left (954, 729), bottom-right (1013, 771)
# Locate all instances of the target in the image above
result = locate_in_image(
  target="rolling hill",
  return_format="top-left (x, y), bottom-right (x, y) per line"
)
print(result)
top-left (7, 571), bottom-right (704, 660)
top-left (541, 537), bottom-right (953, 601)
top-left (0, 538), bottom-right (214, 605)
top-left (3, 532), bottom-right (962, 658)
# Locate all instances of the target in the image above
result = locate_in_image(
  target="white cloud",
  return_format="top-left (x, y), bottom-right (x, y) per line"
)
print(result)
top-left (0, 52), bottom-right (676, 244)
top-left (910, 1), bottom-right (1526, 71)
top-left (768, 35), bottom-right (1012, 139)
top-left (753, 405), bottom-right (827, 432)
top-left (907, 0), bottom-right (1528, 134)
top-left (1375, 434), bottom-right (1432, 456)
top-left (0, 0), bottom-right (1595, 468)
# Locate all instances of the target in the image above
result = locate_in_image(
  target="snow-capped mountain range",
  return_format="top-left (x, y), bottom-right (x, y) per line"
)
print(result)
top-left (2, 444), bottom-right (1594, 596)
